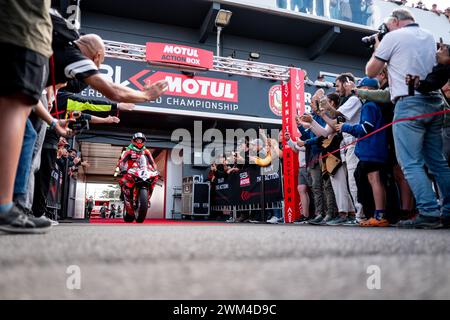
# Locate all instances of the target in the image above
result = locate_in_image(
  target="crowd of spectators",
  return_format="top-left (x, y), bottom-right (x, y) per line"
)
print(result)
top-left (0, 2), bottom-right (167, 234)
top-left (209, 7), bottom-right (450, 229)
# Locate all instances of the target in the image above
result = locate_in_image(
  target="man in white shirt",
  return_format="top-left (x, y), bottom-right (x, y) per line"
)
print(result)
top-left (366, 8), bottom-right (450, 229)
top-left (310, 73), bottom-right (363, 224)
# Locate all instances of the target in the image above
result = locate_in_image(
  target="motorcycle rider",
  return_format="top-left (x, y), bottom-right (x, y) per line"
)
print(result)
top-left (117, 133), bottom-right (158, 217)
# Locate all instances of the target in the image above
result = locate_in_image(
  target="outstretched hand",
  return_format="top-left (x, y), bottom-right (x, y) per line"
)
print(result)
top-left (143, 80), bottom-right (168, 101)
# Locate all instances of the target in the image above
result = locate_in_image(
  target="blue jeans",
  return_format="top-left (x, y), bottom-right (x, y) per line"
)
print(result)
top-left (393, 94), bottom-right (450, 218)
top-left (14, 119), bottom-right (37, 195)
top-left (276, 0), bottom-right (288, 9)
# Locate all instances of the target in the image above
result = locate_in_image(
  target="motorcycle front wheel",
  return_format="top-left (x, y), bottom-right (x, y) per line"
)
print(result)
top-left (123, 212), bottom-right (135, 223)
top-left (135, 188), bottom-right (149, 223)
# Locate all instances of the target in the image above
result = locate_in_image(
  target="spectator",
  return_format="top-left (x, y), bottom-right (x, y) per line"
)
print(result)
top-left (33, 90), bottom-right (128, 219)
top-left (304, 92), bottom-right (356, 225)
top-left (0, 0), bottom-right (53, 233)
top-left (340, 0), bottom-right (353, 22)
top-left (100, 203), bottom-right (108, 219)
top-left (431, 4), bottom-right (441, 15)
top-left (298, 98), bottom-right (338, 225)
top-left (330, 0), bottom-right (342, 20)
top-left (349, 0), bottom-right (363, 24)
top-left (312, 74), bottom-right (364, 224)
top-left (315, 0), bottom-right (325, 16)
top-left (361, 0), bottom-right (375, 25)
top-left (444, 7), bottom-right (450, 21)
top-left (314, 75), bottom-right (334, 88)
top-left (109, 204), bottom-right (116, 219)
top-left (366, 8), bottom-right (450, 228)
top-left (336, 77), bottom-right (390, 227)
top-left (249, 139), bottom-right (269, 165)
top-left (350, 68), bottom-right (416, 222)
top-left (285, 131), bottom-right (312, 224)
top-left (86, 196), bottom-right (94, 219)
top-left (276, 0), bottom-right (288, 9)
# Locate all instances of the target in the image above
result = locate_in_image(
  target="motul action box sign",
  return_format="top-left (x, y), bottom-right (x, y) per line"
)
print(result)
top-left (146, 42), bottom-right (214, 70)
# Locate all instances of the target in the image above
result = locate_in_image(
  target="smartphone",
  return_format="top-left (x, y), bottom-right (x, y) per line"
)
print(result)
top-left (315, 100), bottom-right (320, 113)
top-left (438, 37), bottom-right (443, 49)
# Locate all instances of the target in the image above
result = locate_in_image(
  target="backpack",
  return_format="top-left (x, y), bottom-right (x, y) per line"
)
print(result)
top-left (50, 8), bottom-right (80, 49)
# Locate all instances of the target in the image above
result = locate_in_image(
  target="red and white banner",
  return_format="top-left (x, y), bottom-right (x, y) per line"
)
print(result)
top-left (282, 68), bottom-right (305, 223)
top-left (146, 42), bottom-right (214, 70)
top-left (129, 71), bottom-right (238, 103)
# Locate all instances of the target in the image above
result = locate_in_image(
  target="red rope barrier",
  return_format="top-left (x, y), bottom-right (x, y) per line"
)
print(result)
top-left (298, 108), bottom-right (450, 169)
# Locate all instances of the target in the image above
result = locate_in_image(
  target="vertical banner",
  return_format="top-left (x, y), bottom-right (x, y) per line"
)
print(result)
top-left (282, 68), bottom-right (305, 223)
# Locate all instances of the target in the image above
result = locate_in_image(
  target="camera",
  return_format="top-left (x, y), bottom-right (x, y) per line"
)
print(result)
top-left (68, 111), bottom-right (90, 132)
top-left (361, 23), bottom-right (389, 49)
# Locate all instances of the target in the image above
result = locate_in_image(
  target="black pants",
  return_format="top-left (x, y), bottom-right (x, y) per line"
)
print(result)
top-left (32, 147), bottom-right (56, 217)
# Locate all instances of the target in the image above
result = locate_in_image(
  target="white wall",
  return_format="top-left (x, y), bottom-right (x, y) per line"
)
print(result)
top-left (165, 150), bottom-right (183, 219)
top-left (147, 150), bottom-right (167, 219)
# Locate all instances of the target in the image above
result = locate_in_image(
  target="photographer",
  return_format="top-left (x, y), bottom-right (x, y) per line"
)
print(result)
top-left (366, 8), bottom-right (450, 228)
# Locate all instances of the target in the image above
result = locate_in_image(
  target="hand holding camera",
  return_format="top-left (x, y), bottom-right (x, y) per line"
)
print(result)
top-left (361, 23), bottom-right (389, 49)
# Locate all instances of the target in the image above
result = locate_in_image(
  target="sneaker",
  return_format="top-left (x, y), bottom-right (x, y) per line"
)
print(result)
top-left (236, 213), bottom-right (249, 223)
top-left (225, 216), bottom-right (235, 223)
top-left (342, 217), bottom-right (359, 226)
top-left (308, 215), bottom-right (324, 225)
top-left (360, 217), bottom-right (390, 227)
top-left (326, 215), bottom-right (348, 226)
top-left (397, 214), bottom-right (442, 229)
top-left (47, 218), bottom-right (59, 226)
top-left (441, 217), bottom-right (450, 229)
top-left (0, 204), bottom-right (51, 234)
top-left (293, 216), bottom-right (310, 224)
top-left (266, 216), bottom-right (280, 224)
top-left (320, 215), bottom-right (334, 225)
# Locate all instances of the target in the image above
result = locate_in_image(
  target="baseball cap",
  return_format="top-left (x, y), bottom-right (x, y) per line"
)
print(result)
top-left (357, 77), bottom-right (379, 89)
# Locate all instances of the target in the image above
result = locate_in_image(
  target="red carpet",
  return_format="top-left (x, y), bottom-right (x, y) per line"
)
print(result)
top-left (89, 218), bottom-right (227, 225)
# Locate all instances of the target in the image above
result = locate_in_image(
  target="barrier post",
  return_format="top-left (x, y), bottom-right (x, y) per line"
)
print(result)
top-left (281, 68), bottom-right (305, 223)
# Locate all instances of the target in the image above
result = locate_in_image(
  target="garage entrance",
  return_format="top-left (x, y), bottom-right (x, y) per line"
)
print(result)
top-left (72, 142), bottom-right (168, 220)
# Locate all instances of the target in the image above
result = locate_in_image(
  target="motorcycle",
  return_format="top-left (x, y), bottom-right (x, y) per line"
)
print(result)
top-left (119, 154), bottom-right (159, 223)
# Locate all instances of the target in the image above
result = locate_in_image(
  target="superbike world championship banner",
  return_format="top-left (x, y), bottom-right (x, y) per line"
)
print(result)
top-left (79, 58), bottom-right (317, 120)
top-left (213, 165), bottom-right (282, 206)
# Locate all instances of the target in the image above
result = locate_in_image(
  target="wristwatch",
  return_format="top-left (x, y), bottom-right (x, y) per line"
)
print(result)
top-left (49, 119), bottom-right (57, 131)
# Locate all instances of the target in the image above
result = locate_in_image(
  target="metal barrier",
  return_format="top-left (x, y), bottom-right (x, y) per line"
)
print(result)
top-left (211, 201), bottom-right (284, 222)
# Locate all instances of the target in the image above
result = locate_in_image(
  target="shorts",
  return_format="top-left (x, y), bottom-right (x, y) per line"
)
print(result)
top-left (0, 42), bottom-right (48, 104)
top-left (357, 161), bottom-right (386, 174)
top-left (298, 167), bottom-right (311, 186)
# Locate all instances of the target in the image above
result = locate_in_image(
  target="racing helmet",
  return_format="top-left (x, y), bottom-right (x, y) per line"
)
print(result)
top-left (132, 132), bottom-right (146, 149)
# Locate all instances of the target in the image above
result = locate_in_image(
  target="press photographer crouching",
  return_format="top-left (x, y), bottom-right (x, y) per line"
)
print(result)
top-left (365, 8), bottom-right (450, 228)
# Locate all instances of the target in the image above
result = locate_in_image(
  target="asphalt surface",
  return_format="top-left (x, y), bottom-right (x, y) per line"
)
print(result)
top-left (0, 222), bottom-right (449, 300)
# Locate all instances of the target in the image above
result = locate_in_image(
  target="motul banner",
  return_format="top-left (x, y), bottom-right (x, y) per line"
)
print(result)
top-left (282, 68), bottom-right (305, 223)
top-left (129, 71), bottom-right (238, 103)
top-left (146, 42), bottom-right (214, 70)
